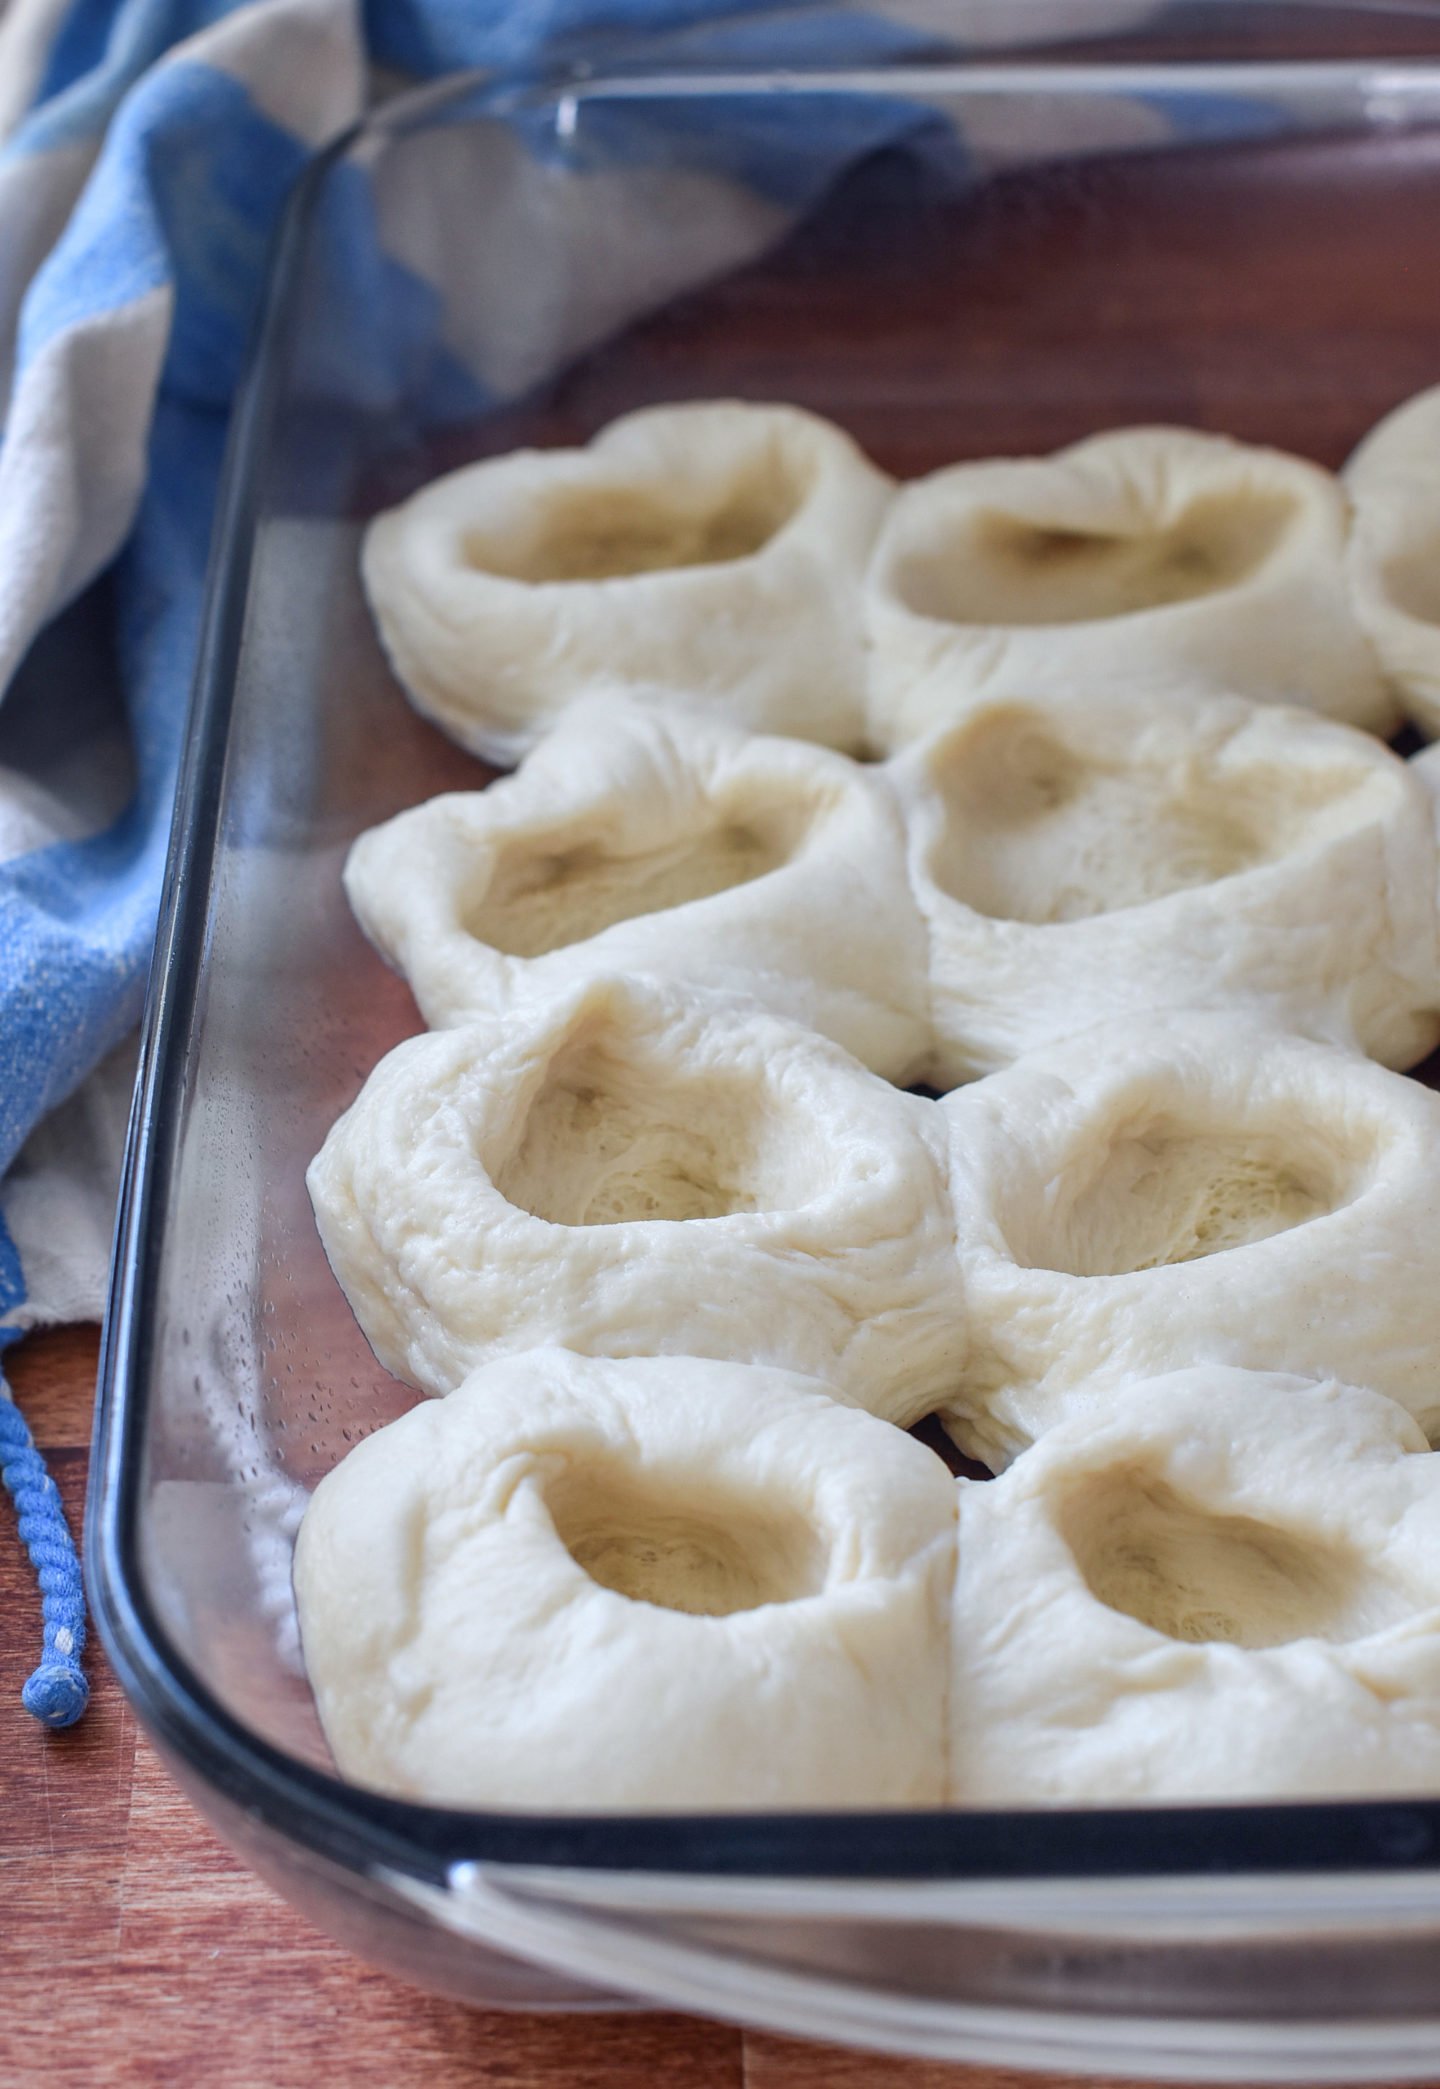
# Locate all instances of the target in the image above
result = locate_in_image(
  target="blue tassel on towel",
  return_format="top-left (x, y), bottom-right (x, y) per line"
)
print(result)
top-left (0, 1330), bottom-right (89, 1728)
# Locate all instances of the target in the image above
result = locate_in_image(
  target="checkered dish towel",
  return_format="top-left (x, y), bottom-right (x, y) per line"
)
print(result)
top-left (0, 0), bottom-right (1255, 1723)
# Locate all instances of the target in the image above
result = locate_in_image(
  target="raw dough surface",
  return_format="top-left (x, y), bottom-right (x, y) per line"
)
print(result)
top-left (1345, 383), bottom-right (1440, 736)
top-left (307, 973), bottom-right (965, 1421)
top-left (294, 1351), bottom-right (955, 1808)
top-left (951, 1370), bottom-right (1440, 1802)
top-left (362, 400), bottom-right (893, 763)
top-left (318, 396), bottom-right (1440, 1819)
top-left (942, 1014), bottom-right (1440, 1467)
top-left (888, 684), bottom-right (1440, 1082)
top-left (345, 694), bottom-right (931, 1082)
top-left (865, 426), bottom-right (1394, 749)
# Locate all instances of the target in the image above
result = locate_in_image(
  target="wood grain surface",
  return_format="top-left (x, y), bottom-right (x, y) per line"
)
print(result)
top-left (2, 1325), bottom-right (1434, 2089)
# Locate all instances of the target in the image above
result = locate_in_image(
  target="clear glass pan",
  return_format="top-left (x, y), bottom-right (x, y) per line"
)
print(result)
top-left (90, 6), bottom-right (1440, 2072)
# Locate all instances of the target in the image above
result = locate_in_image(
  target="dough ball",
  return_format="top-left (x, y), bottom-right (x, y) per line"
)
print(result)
top-left (941, 1014), bottom-right (1440, 1467)
top-left (951, 1369), bottom-right (1440, 1802)
top-left (1344, 383), bottom-right (1440, 737)
top-left (888, 685), bottom-right (1440, 1083)
top-left (866, 426), bottom-right (1394, 750)
top-left (294, 1351), bottom-right (955, 1808)
top-left (361, 401), bottom-right (893, 763)
top-left (307, 973), bottom-right (965, 1420)
top-left (345, 693), bottom-right (931, 1083)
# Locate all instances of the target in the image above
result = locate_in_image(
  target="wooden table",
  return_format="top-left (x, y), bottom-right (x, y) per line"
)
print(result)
top-left (0, 1324), bottom-right (1135, 2089)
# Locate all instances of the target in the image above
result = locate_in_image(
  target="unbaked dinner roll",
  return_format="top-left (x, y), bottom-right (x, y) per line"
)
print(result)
top-left (950, 1370), bottom-right (1440, 1803)
top-left (344, 693), bottom-right (931, 1082)
top-left (307, 974), bottom-right (964, 1418)
top-left (865, 426), bottom-right (1394, 750)
top-left (1344, 383), bottom-right (1440, 736)
top-left (361, 401), bottom-right (893, 763)
top-left (294, 1351), bottom-right (955, 1809)
top-left (888, 685), bottom-right (1440, 1084)
top-left (941, 1015), bottom-right (1440, 1469)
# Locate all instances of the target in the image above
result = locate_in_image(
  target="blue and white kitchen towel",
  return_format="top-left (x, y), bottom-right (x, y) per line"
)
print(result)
top-left (0, 0), bottom-right (1263, 1724)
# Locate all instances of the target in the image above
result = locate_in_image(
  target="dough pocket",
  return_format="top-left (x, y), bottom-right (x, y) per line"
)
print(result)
top-left (865, 425), bottom-right (1394, 750)
top-left (950, 1369), bottom-right (1440, 1802)
top-left (306, 972), bottom-right (965, 1419)
top-left (293, 1352), bottom-right (956, 1810)
top-left (889, 685), bottom-right (1440, 1082)
top-left (343, 694), bottom-right (931, 1081)
top-left (1344, 381), bottom-right (1440, 736)
top-left (361, 400), bottom-right (893, 763)
top-left (942, 1014), bottom-right (1440, 1468)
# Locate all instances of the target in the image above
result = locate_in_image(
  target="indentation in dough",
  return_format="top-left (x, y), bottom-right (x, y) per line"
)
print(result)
top-left (896, 489), bottom-right (1295, 628)
top-left (546, 1461), bottom-right (825, 1615)
top-left (926, 708), bottom-right (1375, 924)
top-left (468, 805), bottom-right (807, 959)
top-left (492, 1014), bottom-right (821, 1226)
top-left (463, 478), bottom-right (798, 585)
top-left (1059, 1467), bottom-right (1409, 1647)
top-left (1380, 533), bottom-right (1440, 627)
top-left (1009, 1115), bottom-right (1356, 1277)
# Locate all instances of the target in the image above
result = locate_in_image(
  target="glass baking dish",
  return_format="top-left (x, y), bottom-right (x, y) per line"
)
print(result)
top-left (89, 5), bottom-right (1440, 2073)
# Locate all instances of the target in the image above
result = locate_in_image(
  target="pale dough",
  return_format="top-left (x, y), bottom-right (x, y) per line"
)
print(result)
top-left (316, 397), bottom-right (1440, 1816)
top-left (306, 972), bottom-right (965, 1421)
top-left (888, 684), bottom-right (1440, 1083)
top-left (865, 426), bottom-right (1394, 750)
top-left (1344, 383), bottom-right (1440, 737)
top-left (361, 400), bottom-right (893, 763)
top-left (294, 1351), bottom-right (955, 1808)
top-left (941, 1014), bottom-right (1440, 1468)
top-left (344, 693), bottom-right (931, 1083)
top-left (951, 1370), bottom-right (1440, 1802)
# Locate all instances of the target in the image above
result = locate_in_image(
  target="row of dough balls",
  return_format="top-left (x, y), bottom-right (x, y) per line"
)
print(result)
top-left (307, 987), bottom-right (1440, 1463)
top-left (318, 398), bottom-right (1440, 1813)
top-left (293, 1351), bottom-right (1440, 1808)
top-left (361, 394), bottom-right (1440, 763)
top-left (344, 689), bottom-right (1440, 1086)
